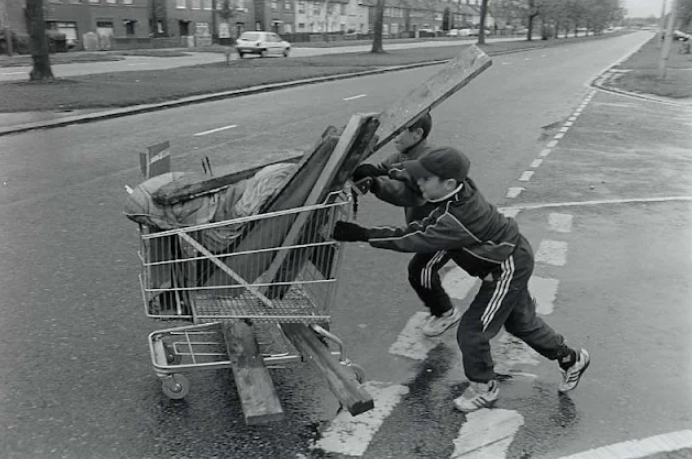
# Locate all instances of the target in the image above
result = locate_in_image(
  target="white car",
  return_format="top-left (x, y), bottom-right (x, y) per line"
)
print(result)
top-left (236, 31), bottom-right (291, 58)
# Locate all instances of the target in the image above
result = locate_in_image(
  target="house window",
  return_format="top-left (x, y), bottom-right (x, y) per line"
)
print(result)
top-left (298, 22), bottom-right (305, 30)
top-left (176, 0), bottom-right (186, 8)
top-left (202, 0), bottom-right (212, 10)
top-left (195, 22), bottom-right (210, 36)
top-left (284, 0), bottom-right (291, 11)
top-left (313, 2), bottom-right (320, 15)
top-left (192, 0), bottom-right (201, 9)
top-left (271, 0), bottom-right (277, 11)
top-left (298, 1), bottom-right (304, 13)
top-left (123, 0), bottom-right (133, 4)
top-left (106, 0), bottom-right (116, 4)
top-left (237, 0), bottom-right (245, 9)
top-left (124, 19), bottom-right (137, 35)
top-left (89, 0), bottom-right (99, 3)
top-left (340, 3), bottom-right (345, 14)
top-left (284, 23), bottom-right (292, 33)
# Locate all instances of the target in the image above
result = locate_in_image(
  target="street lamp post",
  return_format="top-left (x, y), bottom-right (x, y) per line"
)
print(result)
top-left (658, 0), bottom-right (679, 79)
top-left (657, 0), bottom-right (667, 50)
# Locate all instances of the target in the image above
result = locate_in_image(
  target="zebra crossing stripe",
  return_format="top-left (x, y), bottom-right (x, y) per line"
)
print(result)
top-left (389, 312), bottom-right (439, 360)
top-left (556, 430), bottom-right (692, 459)
top-left (310, 382), bottom-right (409, 457)
top-left (536, 239), bottom-right (568, 266)
top-left (451, 409), bottom-right (524, 458)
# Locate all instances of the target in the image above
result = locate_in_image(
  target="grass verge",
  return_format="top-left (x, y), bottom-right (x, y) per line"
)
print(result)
top-left (605, 37), bottom-right (692, 99)
top-left (0, 32), bottom-right (631, 112)
top-left (0, 52), bottom-right (123, 68)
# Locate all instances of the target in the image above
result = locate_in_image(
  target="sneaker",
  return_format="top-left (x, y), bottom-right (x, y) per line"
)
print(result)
top-left (453, 380), bottom-right (500, 412)
top-left (422, 307), bottom-right (462, 337)
top-left (558, 348), bottom-right (590, 393)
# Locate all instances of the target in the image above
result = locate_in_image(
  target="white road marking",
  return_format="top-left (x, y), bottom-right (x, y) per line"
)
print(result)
top-left (554, 132), bottom-right (565, 139)
top-left (556, 430), bottom-right (692, 459)
top-left (559, 126), bottom-right (570, 132)
top-left (529, 276), bottom-right (559, 315)
top-left (311, 382), bottom-right (409, 457)
top-left (539, 148), bottom-right (552, 157)
top-left (193, 124), bottom-right (238, 136)
top-left (343, 93), bottom-right (367, 101)
top-left (442, 267), bottom-right (480, 300)
top-left (547, 140), bottom-right (559, 148)
top-left (568, 116), bottom-right (578, 121)
top-left (507, 195), bottom-right (692, 211)
top-left (451, 409), bottom-right (525, 459)
top-left (388, 312), bottom-right (439, 360)
top-left (530, 159), bottom-right (543, 169)
top-left (519, 171), bottom-right (534, 182)
top-left (499, 206), bottom-right (522, 218)
top-left (548, 213), bottom-right (573, 233)
top-left (506, 187), bottom-right (524, 198)
top-left (536, 240), bottom-right (568, 266)
top-left (3, 71), bottom-right (26, 75)
top-left (564, 121), bottom-right (574, 127)
top-left (493, 333), bottom-right (541, 376)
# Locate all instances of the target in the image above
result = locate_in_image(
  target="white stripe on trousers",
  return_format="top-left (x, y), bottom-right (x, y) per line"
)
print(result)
top-left (421, 251), bottom-right (447, 289)
top-left (480, 256), bottom-right (515, 331)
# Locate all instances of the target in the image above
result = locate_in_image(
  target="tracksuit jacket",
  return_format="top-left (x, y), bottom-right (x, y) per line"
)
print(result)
top-left (365, 177), bottom-right (522, 279)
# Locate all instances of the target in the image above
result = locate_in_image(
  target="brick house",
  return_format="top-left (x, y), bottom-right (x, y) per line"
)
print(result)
top-left (151, 0), bottom-right (254, 45)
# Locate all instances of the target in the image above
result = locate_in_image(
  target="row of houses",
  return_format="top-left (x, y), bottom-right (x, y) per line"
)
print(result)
top-left (1, 0), bottom-right (495, 51)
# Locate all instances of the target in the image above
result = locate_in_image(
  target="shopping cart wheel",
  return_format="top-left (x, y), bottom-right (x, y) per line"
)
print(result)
top-left (161, 374), bottom-right (190, 400)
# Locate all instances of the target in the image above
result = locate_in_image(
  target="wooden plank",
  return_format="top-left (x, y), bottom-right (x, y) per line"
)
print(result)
top-left (222, 321), bottom-right (284, 425)
top-left (281, 323), bottom-right (374, 416)
top-left (152, 154), bottom-right (303, 206)
top-left (371, 44), bottom-right (492, 156)
top-left (258, 114), bottom-right (380, 298)
top-left (152, 126), bottom-right (338, 206)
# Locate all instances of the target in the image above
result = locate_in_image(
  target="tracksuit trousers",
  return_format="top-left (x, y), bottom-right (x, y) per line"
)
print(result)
top-left (409, 236), bottom-right (573, 383)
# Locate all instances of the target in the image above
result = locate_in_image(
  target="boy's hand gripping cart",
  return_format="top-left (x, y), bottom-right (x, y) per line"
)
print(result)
top-left (136, 45), bottom-right (492, 425)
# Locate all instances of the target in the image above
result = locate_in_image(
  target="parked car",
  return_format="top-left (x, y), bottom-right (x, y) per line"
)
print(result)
top-left (236, 31), bottom-right (291, 58)
top-left (447, 29), bottom-right (460, 37)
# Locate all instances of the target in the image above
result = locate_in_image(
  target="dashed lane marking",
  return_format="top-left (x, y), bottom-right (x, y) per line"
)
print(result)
top-left (530, 159), bottom-right (543, 169)
top-left (193, 124), bottom-right (238, 136)
top-left (519, 171), bottom-right (534, 182)
top-left (451, 409), bottom-right (525, 459)
top-left (539, 148), bottom-right (552, 157)
top-left (311, 382), bottom-right (409, 457)
top-left (344, 93), bottom-right (367, 101)
top-left (529, 276), bottom-right (559, 315)
top-left (535, 239), bottom-right (568, 266)
top-left (556, 430), bottom-right (692, 459)
top-left (548, 213), bottom-right (573, 233)
top-left (554, 132), bottom-right (565, 139)
top-left (547, 140), bottom-right (559, 148)
top-left (506, 187), bottom-right (524, 198)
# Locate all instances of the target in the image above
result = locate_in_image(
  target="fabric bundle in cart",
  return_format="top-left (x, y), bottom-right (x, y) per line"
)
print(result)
top-left (124, 163), bottom-right (296, 250)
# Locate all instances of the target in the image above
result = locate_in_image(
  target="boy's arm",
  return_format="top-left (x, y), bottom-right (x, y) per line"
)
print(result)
top-left (372, 177), bottom-right (426, 207)
top-left (366, 202), bottom-right (481, 253)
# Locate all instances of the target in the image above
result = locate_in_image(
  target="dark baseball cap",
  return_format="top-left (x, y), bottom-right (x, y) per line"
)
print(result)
top-left (402, 146), bottom-right (471, 182)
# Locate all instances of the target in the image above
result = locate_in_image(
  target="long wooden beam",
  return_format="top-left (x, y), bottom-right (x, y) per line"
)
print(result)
top-left (370, 44), bottom-right (492, 156)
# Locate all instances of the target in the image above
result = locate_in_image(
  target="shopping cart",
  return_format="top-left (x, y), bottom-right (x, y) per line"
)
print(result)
top-left (137, 188), bottom-right (366, 403)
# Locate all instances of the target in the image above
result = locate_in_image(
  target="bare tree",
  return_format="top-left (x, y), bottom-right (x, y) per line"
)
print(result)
top-left (25, 0), bottom-right (53, 81)
top-left (371, 0), bottom-right (385, 53)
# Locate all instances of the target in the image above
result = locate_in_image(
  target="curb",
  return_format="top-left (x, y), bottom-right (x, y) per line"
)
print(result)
top-left (588, 37), bottom-right (692, 107)
top-left (0, 46), bottom-right (546, 137)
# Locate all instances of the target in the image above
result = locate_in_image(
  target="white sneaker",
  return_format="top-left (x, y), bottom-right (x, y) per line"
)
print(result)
top-left (422, 307), bottom-right (462, 337)
top-left (453, 380), bottom-right (500, 412)
top-left (559, 348), bottom-right (590, 393)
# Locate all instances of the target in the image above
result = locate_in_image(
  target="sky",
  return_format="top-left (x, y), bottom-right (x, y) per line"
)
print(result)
top-left (624, 0), bottom-right (664, 18)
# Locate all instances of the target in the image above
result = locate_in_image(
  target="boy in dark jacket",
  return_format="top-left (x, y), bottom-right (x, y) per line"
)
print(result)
top-left (334, 146), bottom-right (590, 412)
top-left (352, 113), bottom-right (463, 337)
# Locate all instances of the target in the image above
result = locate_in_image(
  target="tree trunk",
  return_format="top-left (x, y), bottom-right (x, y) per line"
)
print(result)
top-left (211, 0), bottom-right (217, 44)
top-left (371, 0), bottom-right (385, 53)
top-left (477, 0), bottom-right (488, 45)
top-left (25, 0), bottom-right (53, 81)
top-left (527, 14), bottom-right (537, 41)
